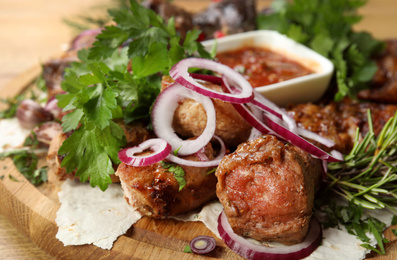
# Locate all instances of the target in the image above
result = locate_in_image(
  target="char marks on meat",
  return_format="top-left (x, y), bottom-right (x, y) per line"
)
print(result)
top-left (216, 135), bottom-right (322, 245)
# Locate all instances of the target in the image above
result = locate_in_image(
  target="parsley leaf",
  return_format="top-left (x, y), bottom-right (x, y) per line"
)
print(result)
top-left (161, 161), bottom-right (187, 191)
top-left (257, 0), bottom-right (385, 101)
top-left (56, 0), bottom-right (211, 190)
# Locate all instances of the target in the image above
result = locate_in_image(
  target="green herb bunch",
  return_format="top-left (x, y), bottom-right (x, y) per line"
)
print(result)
top-left (317, 110), bottom-right (397, 254)
top-left (257, 0), bottom-right (385, 101)
top-left (56, 0), bottom-right (211, 191)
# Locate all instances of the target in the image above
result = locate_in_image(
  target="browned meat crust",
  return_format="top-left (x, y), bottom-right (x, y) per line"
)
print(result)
top-left (288, 97), bottom-right (397, 154)
top-left (115, 143), bottom-right (218, 218)
top-left (216, 135), bottom-right (322, 245)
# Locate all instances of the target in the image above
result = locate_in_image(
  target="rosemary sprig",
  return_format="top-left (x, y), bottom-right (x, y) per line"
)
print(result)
top-left (327, 110), bottom-right (397, 212)
top-left (318, 109), bottom-right (397, 254)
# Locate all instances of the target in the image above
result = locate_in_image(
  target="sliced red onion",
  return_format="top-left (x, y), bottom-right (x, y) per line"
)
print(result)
top-left (190, 73), bottom-right (223, 85)
top-left (166, 135), bottom-right (226, 167)
top-left (218, 210), bottom-right (322, 260)
top-left (44, 97), bottom-right (63, 119)
top-left (231, 102), bottom-right (273, 135)
top-left (151, 83), bottom-right (216, 156)
top-left (189, 235), bottom-right (216, 255)
top-left (296, 127), bottom-right (336, 148)
top-left (218, 77), bottom-right (341, 161)
top-left (263, 112), bottom-right (343, 162)
top-left (170, 58), bottom-right (254, 103)
top-left (195, 147), bottom-right (210, 162)
top-left (70, 28), bottom-right (102, 50)
top-left (251, 89), bottom-right (335, 148)
top-left (118, 138), bottom-right (171, 167)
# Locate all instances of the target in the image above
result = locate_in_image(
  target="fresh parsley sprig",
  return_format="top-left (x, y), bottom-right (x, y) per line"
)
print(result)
top-left (56, 0), bottom-right (211, 191)
top-left (257, 0), bottom-right (385, 101)
top-left (161, 161), bottom-right (187, 191)
top-left (88, 0), bottom-right (211, 73)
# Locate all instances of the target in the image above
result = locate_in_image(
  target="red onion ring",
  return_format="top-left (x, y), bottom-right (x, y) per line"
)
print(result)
top-left (118, 138), bottom-right (171, 167)
top-left (219, 76), bottom-right (341, 161)
top-left (151, 83), bottom-right (216, 156)
top-left (70, 28), bottom-right (102, 51)
top-left (263, 112), bottom-right (343, 162)
top-left (166, 135), bottom-right (226, 167)
top-left (218, 210), bottom-right (322, 260)
top-left (170, 58), bottom-right (254, 104)
top-left (189, 235), bottom-right (216, 255)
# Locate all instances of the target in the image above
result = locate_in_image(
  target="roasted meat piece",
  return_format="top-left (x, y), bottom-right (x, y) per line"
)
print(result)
top-left (161, 76), bottom-right (252, 148)
top-left (288, 97), bottom-right (397, 154)
top-left (42, 53), bottom-right (77, 100)
top-left (115, 143), bottom-right (218, 218)
top-left (216, 135), bottom-right (322, 245)
top-left (192, 0), bottom-right (257, 39)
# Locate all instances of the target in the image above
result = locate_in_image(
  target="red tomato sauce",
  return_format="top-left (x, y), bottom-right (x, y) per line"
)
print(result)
top-left (216, 47), bottom-right (314, 88)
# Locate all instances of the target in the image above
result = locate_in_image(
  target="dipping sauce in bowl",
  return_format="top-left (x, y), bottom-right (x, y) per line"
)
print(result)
top-left (201, 30), bottom-right (334, 106)
top-left (216, 46), bottom-right (314, 88)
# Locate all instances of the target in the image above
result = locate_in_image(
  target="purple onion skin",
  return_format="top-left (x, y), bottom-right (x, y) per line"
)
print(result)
top-left (189, 235), bottom-right (217, 255)
top-left (17, 99), bottom-right (54, 129)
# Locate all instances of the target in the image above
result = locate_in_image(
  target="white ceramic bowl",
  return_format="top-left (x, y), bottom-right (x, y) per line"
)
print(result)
top-left (201, 30), bottom-right (334, 107)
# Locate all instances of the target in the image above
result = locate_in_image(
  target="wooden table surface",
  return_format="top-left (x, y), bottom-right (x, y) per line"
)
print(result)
top-left (1, 0), bottom-right (397, 259)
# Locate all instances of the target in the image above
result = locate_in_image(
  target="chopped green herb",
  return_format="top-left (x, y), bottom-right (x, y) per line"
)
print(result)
top-left (161, 161), bottom-right (187, 191)
top-left (8, 174), bottom-right (21, 182)
top-left (0, 175), bottom-right (4, 180)
top-left (0, 95), bottom-right (25, 119)
top-left (183, 244), bottom-right (192, 253)
top-left (0, 149), bottom-right (47, 186)
top-left (206, 168), bottom-right (217, 175)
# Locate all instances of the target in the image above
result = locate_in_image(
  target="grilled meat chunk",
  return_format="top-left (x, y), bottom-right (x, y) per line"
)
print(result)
top-left (115, 143), bottom-right (218, 218)
top-left (42, 53), bottom-right (77, 100)
top-left (161, 76), bottom-right (252, 148)
top-left (216, 135), bottom-right (322, 245)
top-left (288, 97), bottom-right (397, 154)
top-left (193, 0), bottom-right (257, 39)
